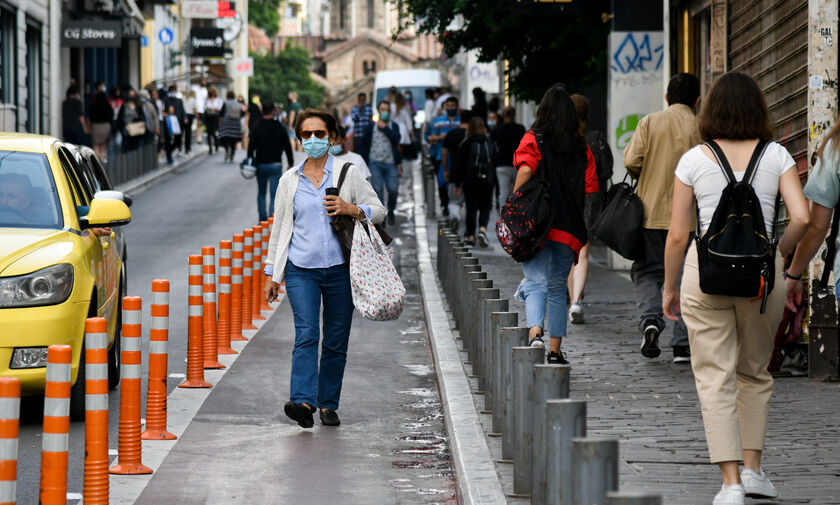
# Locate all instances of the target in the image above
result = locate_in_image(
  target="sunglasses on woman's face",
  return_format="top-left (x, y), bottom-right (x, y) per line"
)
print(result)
top-left (300, 129), bottom-right (328, 139)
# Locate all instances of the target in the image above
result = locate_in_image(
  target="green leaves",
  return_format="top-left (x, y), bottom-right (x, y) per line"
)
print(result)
top-left (249, 45), bottom-right (325, 109)
top-left (249, 0), bottom-right (282, 36)
top-left (401, 0), bottom-right (610, 102)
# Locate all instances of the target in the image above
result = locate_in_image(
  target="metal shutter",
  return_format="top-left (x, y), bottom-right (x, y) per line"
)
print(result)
top-left (729, 0), bottom-right (808, 175)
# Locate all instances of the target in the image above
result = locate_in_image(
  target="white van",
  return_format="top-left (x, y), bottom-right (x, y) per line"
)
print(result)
top-left (374, 69), bottom-right (447, 129)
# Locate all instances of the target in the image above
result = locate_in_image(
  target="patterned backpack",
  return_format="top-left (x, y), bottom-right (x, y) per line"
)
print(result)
top-left (495, 133), bottom-right (555, 262)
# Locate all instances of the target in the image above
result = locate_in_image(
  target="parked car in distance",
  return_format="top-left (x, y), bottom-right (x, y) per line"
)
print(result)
top-left (0, 133), bottom-right (131, 419)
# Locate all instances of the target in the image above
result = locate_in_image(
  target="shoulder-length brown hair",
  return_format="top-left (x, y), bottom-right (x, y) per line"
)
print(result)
top-left (294, 108), bottom-right (338, 140)
top-left (697, 72), bottom-right (774, 141)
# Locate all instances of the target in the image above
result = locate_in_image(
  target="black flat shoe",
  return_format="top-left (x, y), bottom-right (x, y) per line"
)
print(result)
top-left (284, 401), bottom-right (315, 428)
top-left (319, 409), bottom-right (341, 426)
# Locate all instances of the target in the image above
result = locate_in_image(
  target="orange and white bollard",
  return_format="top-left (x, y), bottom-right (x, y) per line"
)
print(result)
top-left (180, 255), bottom-right (212, 388)
top-left (260, 220), bottom-right (275, 311)
top-left (217, 241), bottom-right (237, 354)
top-left (251, 225), bottom-right (266, 322)
top-left (230, 234), bottom-right (247, 341)
top-left (202, 247), bottom-right (225, 369)
top-left (142, 281), bottom-right (176, 440)
top-left (241, 229), bottom-right (257, 331)
top-left (0, 377), bottom-right (20, 505)
top-left (40, 344), bottom-right (72, 504)
top-left (110, 297), bottom-right (152, 475)
top-left (83, 318), bottom-right (110, 504)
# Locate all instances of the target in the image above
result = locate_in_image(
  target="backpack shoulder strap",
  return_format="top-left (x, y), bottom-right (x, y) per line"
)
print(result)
top-left (704, 140), bottom-right (736, 184)
top-left (821, 208), bottom-right (840, 289)
top-left (744, 139), bottom-right (770, 185)
top-left (336, 162), bottom-right (352, 191)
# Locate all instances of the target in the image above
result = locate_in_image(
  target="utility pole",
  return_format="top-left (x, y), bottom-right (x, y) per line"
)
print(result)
top-left (807, 0), bottom-right (840, 380)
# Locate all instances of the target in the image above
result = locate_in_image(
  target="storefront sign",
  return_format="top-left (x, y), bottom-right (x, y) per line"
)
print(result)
top-left (232, 57), bottom-right (254, 77)
top-left (183, 0), bottom-right (218, 18)
top-left (61, 21), bottom-right (122, 48)
top-left (190, 27), bottom-right (225, 57)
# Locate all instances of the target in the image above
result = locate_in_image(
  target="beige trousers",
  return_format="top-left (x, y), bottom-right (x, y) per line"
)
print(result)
top-left (680, 244), bottom-right (783, 463)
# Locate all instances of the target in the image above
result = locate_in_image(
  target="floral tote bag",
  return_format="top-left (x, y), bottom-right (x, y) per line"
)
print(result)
top-left (349, 220), bottom-right (405, 321)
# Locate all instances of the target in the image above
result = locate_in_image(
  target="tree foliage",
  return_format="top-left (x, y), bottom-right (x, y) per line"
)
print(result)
top-left (249, 0), bottom-right (282, 36)
top-left (249, 45), bottom-right (325, 109)
top-left (401, 0), bottom-right (611, 102)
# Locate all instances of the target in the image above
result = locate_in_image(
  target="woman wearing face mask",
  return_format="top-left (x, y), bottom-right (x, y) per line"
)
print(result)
top-left (330, 125), bottom-right (371, 180)
top-left (264, 109), bottom-right (386, 428)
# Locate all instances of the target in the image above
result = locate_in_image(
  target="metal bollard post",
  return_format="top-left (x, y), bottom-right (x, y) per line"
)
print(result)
top-left (450, 250), bottom-right (470, 311)
top-left (480, 299), bottom-right (509, 415)
top-left (460, 271), bottom-right (487, 355)
top-left (501, 328), bottom-right (529, 461)
top-left (473, 288), bottom-right (500, 387)
top-left (571, 438), bottom-right (619, 505)
top-left (605, 492), bottom-right (662, 505)
top-left (530, 364), bottom-right (571, 504)
top-left (466, 280), bottom-right (493, 365)
top-left (545, 399), bottom-right (586, 505)
top-left (455, 257), bottom-right (480, 328)
top-left (512, 346), bottom-right (545, 496)
top-left (490, 312), bottom-right (518, 434)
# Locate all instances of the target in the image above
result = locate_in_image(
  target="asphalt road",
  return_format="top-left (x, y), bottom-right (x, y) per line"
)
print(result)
top-left (14, 147), bottom-right (292, 504)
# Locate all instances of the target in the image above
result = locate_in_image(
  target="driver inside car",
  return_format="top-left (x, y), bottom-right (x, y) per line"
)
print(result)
top-left (0, 173), bottom-right (110, 236)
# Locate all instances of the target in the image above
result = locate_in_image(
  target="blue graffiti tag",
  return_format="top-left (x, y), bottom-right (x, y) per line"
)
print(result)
top-left (612, 33), bottom-right (664, 74)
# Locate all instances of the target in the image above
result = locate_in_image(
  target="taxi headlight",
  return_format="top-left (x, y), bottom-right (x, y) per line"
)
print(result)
top-left (10, 347), bottom-right (49, 369)
top-left (0, 264), bottom-right (74, 308)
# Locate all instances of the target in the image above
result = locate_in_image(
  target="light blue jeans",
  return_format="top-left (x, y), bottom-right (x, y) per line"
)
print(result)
top-left (515, 241), bottom-right (576, 337)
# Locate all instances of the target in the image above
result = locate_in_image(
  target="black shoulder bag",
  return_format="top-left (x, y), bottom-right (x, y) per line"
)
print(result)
top-left (590, 174), bottom-right (645, 260)
top-left (330, 162), bottom-right (393, 262)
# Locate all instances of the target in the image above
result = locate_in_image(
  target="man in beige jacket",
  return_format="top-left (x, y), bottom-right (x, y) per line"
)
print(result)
top-left (623, 73), bottom-right (700, 363)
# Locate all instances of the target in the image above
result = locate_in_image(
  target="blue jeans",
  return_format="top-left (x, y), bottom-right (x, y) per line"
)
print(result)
top-left (515, 241), bottom-right (576, 337)
top-left (256, 162), bottom-right (284, 221)
top-left (369, 161), bottom-right (399, 212)
top-left (284, 262), bottom-right (354, 410)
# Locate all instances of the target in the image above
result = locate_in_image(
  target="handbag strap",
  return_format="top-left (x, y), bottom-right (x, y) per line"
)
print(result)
top-left (336, 162), bottom-right (352, 191)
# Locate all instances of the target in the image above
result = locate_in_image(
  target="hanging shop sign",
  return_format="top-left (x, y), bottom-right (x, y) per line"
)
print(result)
top-left (183, 1), bottom-right (218, 18)
top-left (61, 20), bottom-right (122, 48)
top-left (232, 57), bottom-right (254, 77)
top-left (190, 27), bottom-right (225, 57)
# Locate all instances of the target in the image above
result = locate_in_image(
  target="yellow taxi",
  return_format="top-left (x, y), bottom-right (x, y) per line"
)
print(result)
top-left (0, 133), bottom-right (130, 418)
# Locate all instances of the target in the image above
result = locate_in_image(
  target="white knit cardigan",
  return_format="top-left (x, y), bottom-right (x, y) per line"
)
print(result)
top-left (264, 158), bottom-right (387, 283)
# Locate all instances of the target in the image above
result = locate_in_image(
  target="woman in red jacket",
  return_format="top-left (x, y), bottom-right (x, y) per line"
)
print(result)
top-left (512, 86), bottom-right (598, 364)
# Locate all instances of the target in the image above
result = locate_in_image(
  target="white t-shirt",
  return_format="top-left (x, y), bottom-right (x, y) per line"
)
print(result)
top-left (335, 152), bottom-right (371, 180)
top-left (674, 142), bottom-right (795, 235)
top-left (193, 85), bottom-right (208, 113)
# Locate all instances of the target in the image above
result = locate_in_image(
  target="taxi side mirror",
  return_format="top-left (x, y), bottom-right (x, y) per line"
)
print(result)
top-left (80, 198), bottom-right (131, 229)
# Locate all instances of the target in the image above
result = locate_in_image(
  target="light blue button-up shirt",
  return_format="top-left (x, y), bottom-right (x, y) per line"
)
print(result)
top-left (275, 155), bottom-right (371, 272)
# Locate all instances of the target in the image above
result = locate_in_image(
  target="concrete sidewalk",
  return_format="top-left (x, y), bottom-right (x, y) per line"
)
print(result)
top-left (131, 166), bottom-right (457, 505)
top-left (424, 213), bottom-right (840, 503)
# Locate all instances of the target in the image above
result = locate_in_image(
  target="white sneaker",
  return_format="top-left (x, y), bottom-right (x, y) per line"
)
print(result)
top-left (740, 468), bottom-right (778, 498)
top-left (713, 484), bottom-right (745, 505)
top-left (529, 336), bottom-right (545, 348)
top-left (569, 302), bottom-right (584, 324)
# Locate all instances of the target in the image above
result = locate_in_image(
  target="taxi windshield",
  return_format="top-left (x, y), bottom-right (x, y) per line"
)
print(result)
top-left (0, 151), bottom-right (63, 229)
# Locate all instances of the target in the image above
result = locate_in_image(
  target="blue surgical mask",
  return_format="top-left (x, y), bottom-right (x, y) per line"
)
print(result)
top-left (329, 145), bottom-right (343, 155)
top-left (446, 109), bottom-right (458, 117)
top-left (487, 121), bottom-right (497, 128)
top-left (302, 137), bottom-right (330, 159)
top-left (380, 111), bottom-right (390, 121)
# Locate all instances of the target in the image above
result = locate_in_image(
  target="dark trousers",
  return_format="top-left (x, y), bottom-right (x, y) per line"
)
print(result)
top-left (184, 114), bottom-right (194, 153)
top-left (463, 181), bottom-right (492, 236)
top-left (630, 228), bottom-right (689, 348)
top-left (256, 162), bottom-right (283, 221)
top-left (434, 159), bottom-right (449, 209)
top-left (284, 262), bottom-right (354, 410)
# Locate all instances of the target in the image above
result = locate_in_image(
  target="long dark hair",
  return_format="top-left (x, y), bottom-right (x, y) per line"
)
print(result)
top-left (532, 86), bottom-right (585, 158)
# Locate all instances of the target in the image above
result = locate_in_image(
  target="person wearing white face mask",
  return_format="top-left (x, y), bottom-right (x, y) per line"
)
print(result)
top-left (355, 100), bottom-right (403, 225)
top-left (263, 109), bottom-right (385, 429)
top-left (330, 125), bottom-right (371, 180)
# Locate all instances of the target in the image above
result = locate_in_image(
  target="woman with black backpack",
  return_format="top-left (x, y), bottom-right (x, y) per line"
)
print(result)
top-left (453, 117), bottom-right (496, 247)
top-left (510, 86), bottom-right (598, 364)
top-left (662, 72), bottom-right (809, 505)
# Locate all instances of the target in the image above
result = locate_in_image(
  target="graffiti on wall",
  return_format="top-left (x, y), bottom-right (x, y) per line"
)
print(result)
top-left (611, 33), bottom-right (664, 74)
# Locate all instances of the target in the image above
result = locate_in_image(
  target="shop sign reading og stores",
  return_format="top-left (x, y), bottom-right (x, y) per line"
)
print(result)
top-left (61, 20), bottom-right (122, 48)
